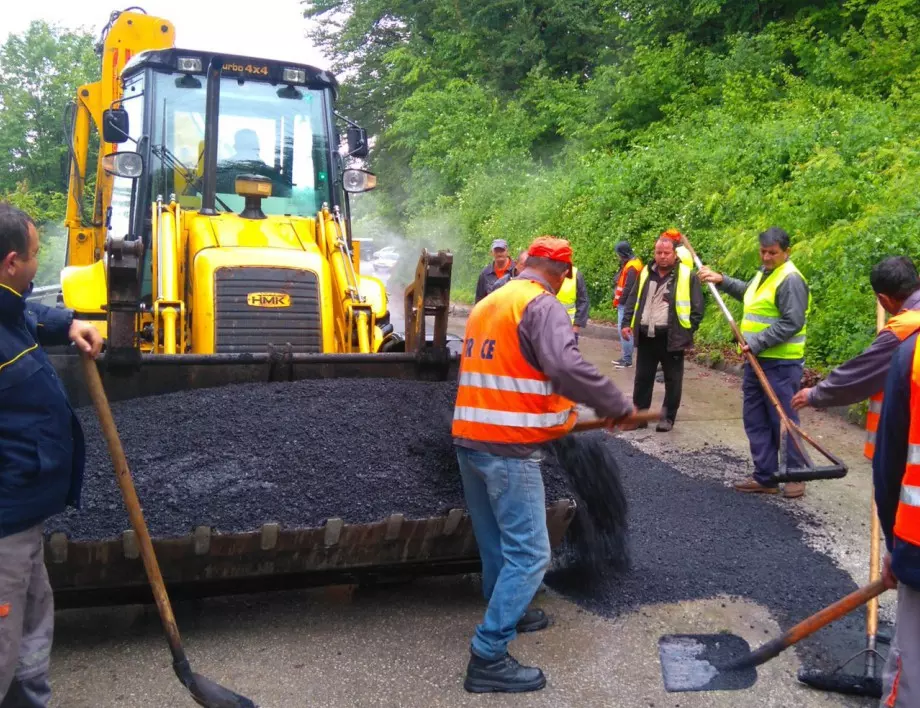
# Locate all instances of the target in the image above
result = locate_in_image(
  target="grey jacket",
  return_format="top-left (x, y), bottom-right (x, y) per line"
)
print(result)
top-left (621, 263), bottom-right (705, 351)
top-left (808, 289), bottom-right (920, 407)
top-left (718, 264), bottom-right (809, 359)
top-left (475, 262), bottom-right (511, 303)
top-left (455, 269), bottom-right (634, 457)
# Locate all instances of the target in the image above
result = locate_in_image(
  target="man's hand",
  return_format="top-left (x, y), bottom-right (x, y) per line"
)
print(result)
top-left (69, 319), bottom-right (104, 358)
top-left (791, 387), bottom-right (813, 410)
top-left (608, 405), bottom-right (639, 432)
top-left (621, 326), bottom-right (633, 342)
top-left (698, 266), bottom-right (723, 285)
top-left (740, 343), bottom-right (752, 355)
top-left (882, 553), bottom-right (898, 590)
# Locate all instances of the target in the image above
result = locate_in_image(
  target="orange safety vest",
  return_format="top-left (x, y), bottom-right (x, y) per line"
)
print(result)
top-left (897, 336), bottom-right (920, 547)
top-left (452, 278), bottom-right (577, 445)
top-left (864, 310), bottom-right (920, 460)
top-left (613, 258), bottom-right (643, 307)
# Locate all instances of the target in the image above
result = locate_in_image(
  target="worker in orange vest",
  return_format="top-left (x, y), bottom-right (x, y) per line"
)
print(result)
top-left (612, 241), bottom-right (642, 368)
top-left (792, 257), bottom-right (920, 462)
top-left (871, 307), bottom-right (920, 707)
top-left (452, 236), bottom-right (635, 693)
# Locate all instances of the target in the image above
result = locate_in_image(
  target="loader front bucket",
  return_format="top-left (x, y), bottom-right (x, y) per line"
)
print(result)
top-left (47, 350), bottom-right (578, 608)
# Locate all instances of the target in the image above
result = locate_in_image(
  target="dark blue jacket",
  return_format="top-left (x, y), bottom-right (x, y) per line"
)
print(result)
top-left (873, 331), bottom-right (920, 591)
top-left (0, 283), bottom-right (84, 538)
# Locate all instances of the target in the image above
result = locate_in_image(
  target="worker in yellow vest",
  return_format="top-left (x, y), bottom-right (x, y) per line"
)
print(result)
top-left (621, 236), bottom-right (704, 431)
top-left (453, 236), bottom-right (634, 693)
top-left (699, 227), bottom-right (810, 499)
top-left (555, 258), bottom-right (589, 344)
top-left (791, 257), bottom-right (920, 462)
top-left (871, 313), bottom-right (920, 707)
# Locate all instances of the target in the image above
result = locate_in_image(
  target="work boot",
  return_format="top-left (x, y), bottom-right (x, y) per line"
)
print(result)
top-left (655, 419), bottom-right (673, 432)
top-left (782, 482), bottom-right (806, 499)
top-left (733, 477), bottom-right (779, 494)
top-left (516, 608), bottom-right (550, 633)
top-left (464, 651), bottom-right (546, 693)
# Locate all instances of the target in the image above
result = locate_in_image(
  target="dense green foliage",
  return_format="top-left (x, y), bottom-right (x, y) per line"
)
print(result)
top-left (307, 0), bottom-right (920, 369)
top-left (0, 22), bottom-right (98, 283)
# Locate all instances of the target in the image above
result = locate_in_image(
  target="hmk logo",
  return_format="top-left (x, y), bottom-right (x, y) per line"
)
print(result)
top-left (247, 292), bottom-right (291, 308)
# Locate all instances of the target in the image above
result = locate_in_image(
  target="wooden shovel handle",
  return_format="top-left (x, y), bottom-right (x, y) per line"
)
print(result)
top-left (81, 355), bottom-right (187, 662)
top-left (572, 410), bottom-right (663, 432)
top-left (732, 578), bottom-right (888, 670)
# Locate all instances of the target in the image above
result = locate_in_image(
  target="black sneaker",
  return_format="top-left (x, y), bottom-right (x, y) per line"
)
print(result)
top-left (464, 652), bottom-right (546, 693)
top-left (516, 608), bottom-right (550, 633)
top-left (613, 358), bottom-right (632, 369)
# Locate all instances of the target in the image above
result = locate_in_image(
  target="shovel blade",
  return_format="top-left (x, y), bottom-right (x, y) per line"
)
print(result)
top-left (186, 671), bottom-right (257, 708)
top-left (658, 633), bottom-right (757, 693)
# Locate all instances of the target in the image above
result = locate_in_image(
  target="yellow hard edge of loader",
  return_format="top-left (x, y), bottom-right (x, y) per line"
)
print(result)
top-left (44, 7), bottom-right (576, 608)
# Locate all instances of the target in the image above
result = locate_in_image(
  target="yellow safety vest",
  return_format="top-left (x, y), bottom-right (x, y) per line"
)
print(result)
top-left (556, 266), bottom-right (579, 323)
top-left (630, 263), bottom-right (693, 329)
top-left (741, 260), bottom-right (810, 360)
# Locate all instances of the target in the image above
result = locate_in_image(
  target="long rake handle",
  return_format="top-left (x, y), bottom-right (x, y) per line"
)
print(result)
top-left (81, 355), bottom-right (188, 665)
top-left (679, 235), bottom-right (812, 459)
top-left (731, 579), bottom-right (888, 670)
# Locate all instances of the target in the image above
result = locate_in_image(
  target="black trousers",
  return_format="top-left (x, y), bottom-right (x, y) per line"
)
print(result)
top-left (632, 330), bottom-right (685, 423)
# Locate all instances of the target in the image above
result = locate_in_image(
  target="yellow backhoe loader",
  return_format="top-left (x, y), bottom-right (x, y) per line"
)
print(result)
top-left (42, 8), bottom-right (575, 607)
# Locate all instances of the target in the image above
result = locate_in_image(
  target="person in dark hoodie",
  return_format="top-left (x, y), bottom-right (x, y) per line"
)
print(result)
top-left (872, 322), bottom-right (920, 707)
top-left (612, 241), bottom-right (642, 368)
top-left (0, 203), bottom-right (103, 707)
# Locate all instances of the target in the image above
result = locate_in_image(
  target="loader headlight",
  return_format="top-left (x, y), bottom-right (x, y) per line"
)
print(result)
top-left (177, 56), bottom-right (203, 73)
top-left (342, 169), bottom-right (377, 194)
top-left (102, 151), bottom-right (144, 179)
top-left (282, 67), bottom-right (307, 84)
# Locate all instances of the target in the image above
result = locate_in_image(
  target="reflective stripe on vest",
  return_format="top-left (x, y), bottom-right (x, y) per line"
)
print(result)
top-left (630, 262), bottom-right (693, 330)
top-left (556, 266), bottom-right (579, 323)
top-left (740, 260), bottom-right (810, 360)
top-left (614, 258), bottom-right (642, 307)
top-left (896, 339), bottom-right (920, 547)
top-left (864, 310), bottom-right (920, 460)
top-left (452, 278), bottom-right (577, 445)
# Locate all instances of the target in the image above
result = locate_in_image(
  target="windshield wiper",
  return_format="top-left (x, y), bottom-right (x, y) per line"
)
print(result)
top-left (151, 143), bottom-right (232, 212)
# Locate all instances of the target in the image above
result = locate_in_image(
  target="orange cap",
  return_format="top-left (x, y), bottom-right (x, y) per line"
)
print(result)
top-left (527, 236), bottom-right (573, 265)
top-left (661, 228), bottom-right (683, 242)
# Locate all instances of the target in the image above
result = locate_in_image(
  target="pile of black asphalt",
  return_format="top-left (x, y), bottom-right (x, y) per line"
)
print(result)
top-left (49, 378), bottom-right (864, 680)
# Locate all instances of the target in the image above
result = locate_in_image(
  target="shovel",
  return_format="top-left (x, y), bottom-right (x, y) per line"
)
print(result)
top-left (82, 354), bottom-right (257, 708)
top-left (658, 578), bottom-right (887, 692)
top-left (680, 234), bottom-right (848, 483)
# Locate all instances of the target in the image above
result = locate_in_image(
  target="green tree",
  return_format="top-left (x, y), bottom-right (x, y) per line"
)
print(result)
top-left (0, 21), bottom-right (98, 215)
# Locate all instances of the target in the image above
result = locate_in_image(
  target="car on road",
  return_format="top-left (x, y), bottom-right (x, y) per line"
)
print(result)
top-left (372, 246), bottom-right (400, 271)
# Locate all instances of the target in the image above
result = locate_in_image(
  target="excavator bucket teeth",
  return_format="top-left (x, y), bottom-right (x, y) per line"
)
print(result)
top-left (47, 501), bottom-right (577, 608)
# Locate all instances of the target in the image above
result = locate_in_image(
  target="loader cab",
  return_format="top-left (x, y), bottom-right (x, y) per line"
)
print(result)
top-left (106, 49), bottom-right (343, 291)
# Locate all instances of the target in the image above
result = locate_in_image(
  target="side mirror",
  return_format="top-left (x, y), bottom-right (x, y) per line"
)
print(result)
top-left (346, 126), bottom-right (369, 158)
top-left (102, 151), bottom-right (144, 179)
top-left (342, 168), bottom-right (377, 193)
top-left (102, 108), bottom-right (130, 144)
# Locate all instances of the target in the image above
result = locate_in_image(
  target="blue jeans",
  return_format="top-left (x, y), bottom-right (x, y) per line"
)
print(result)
top-left (617, 305), bottom-right (633, 363)
top-left (743, 360), bottom-right (806, 486)
top-left (456, 447), bottom-right (551, 660)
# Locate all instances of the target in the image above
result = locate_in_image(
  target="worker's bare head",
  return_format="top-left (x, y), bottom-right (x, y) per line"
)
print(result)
top-left (515, 250), bottom-right (528, 273)
top-left (654, 236), bottom-right (677, 270)
top-left (0, 203), bottom-right (39, 295)
top-left (526, 237), bottom-right (573, 294)
top-left (758, 227), bottom-right (791, 270)
top-left (871, 256), bottom-right (920, 315)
